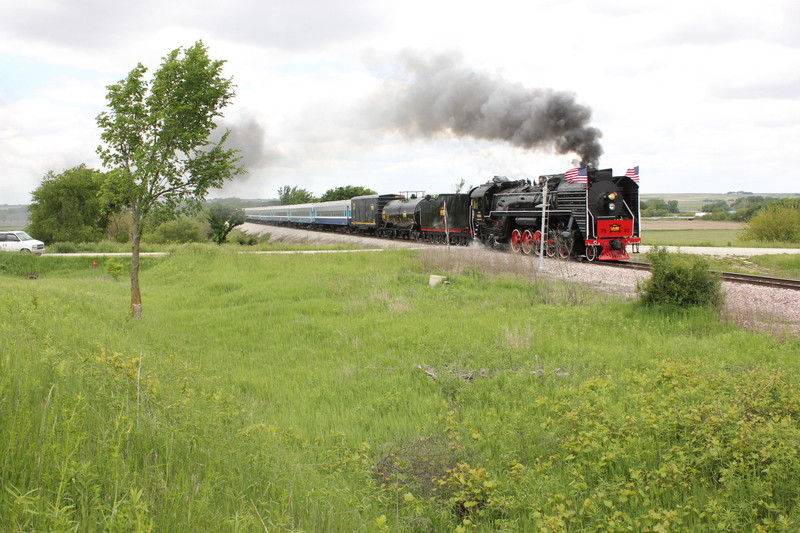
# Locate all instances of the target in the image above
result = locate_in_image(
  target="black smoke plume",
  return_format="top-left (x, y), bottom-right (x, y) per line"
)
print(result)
top-left (211, 117), bottom-right (282, 177)
top-left (367, 51), bottom-right (603, 166)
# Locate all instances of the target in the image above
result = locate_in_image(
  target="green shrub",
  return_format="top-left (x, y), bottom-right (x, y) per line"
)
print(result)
top-left (741, 204), bottom-right (800, 242)
top-left (229, 229), bottom-right (261, 246)
top-left (145, 218), bottom-right (207, 244)
top-left (637, 247), bottom-right (722, 308)
top-left (50, 242), bottom-right (78, 253)
top-left (104, 258), bottom-right (125, 281)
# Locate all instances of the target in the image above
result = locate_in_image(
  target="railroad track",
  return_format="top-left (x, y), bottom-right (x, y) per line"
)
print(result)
top-left (610, 261), bottom-right (800, 291)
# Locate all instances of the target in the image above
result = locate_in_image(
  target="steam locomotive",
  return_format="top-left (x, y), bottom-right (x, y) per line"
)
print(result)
top-left (244, 167), bottom-right (640, 261)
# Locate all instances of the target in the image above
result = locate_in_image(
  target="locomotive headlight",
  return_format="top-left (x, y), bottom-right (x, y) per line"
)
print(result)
top-left (607, 202), bottom-right (617, 211)
top-left (605, 192), bottom-right (617, 200)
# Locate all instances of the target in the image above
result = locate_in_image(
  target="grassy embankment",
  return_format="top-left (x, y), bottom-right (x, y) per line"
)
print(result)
top-left (1, 247), bottom-right (799, 532)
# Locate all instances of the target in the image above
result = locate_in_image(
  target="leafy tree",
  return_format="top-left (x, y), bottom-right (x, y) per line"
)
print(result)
top-left (319, 185), bottom-right (377, 202)
top-left (741, 200), bottom-right (800, 242)
top-left (277, 185), bottom-right (316, 205)
top-left (729, 196), bottom-right (773, 221)
top-left (207, 204), bottom-right (245, 244)
top-left (704, 200), bottom-right (730, 213)
top-left (731, 195), bottom-right (767, 210)
top-left (96, 41), bottom-right (243, 318)
top-left (27, 164), bottom-right (113, 243)
top-left (641, 198), bottom-right (680, 217)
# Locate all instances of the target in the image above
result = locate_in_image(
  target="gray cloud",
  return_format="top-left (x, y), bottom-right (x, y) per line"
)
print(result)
top-left (2, 0), bottom-right (160, 49)
top-left (3, 0), bottom-right (386, 53)
top-left (364, 51), bottom-right (603, 166)
top-left (191, 0), bottom-right (385, 51)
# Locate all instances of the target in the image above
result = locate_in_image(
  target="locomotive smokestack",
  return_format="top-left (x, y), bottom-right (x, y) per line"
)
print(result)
top-left (367, 51), bottom-right (603, 167)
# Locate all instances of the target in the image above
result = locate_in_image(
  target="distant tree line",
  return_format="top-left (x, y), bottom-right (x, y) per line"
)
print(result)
top-left (640, 198), bottom-right (680, 217)
top-left (643, 195), bottom-right (798, 223)
top-left (697, 196), bottom-right (777, 222)
top-left (26, 166), bottom-right (379, 245)
top-left (277, 184), bottom-right (376, 204)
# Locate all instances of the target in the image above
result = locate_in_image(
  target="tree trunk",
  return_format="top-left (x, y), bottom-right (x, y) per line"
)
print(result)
top-left (130, 219), bottom-right (143, 319)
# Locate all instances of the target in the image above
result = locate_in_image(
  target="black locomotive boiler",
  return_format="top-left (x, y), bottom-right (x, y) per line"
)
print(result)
top-left (470, 167), bottom-right (640, 260)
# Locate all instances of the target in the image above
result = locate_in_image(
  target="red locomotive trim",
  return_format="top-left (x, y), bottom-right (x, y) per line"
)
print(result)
top-left (599, 248), bottom-right (630, 261)
top-left (584, 235), bottom-right (640, 261)
top-left (596, 219), bottom-right (634, 238)
top-left (584, 237), bottom-right (641, 246)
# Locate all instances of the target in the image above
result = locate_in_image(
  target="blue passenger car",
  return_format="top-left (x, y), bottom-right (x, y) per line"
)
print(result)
top-left (245, 200), bottom-right (352, 229)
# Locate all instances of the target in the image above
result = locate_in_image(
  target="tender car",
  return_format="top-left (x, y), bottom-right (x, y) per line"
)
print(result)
top-left (0, 231), bottom-right (46, 254)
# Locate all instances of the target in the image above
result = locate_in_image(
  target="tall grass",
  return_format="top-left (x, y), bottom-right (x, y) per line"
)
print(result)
top-left (1, 248), bottom-right (798, 531)
top-left (42, 236), bottom-right (373, 255)
top-left (643, 229), bottom-right (800, 249)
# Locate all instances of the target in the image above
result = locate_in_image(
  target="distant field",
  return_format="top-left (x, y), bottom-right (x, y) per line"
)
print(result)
top-left (640, 219), bottom-right (800, 248)
top-left (642, 220), bottom-right (744, 231)
top-left (642, 220), bottom-right (744, 247)
top-left (641, 192), bottom-right (799, 213)
top-left (643, 229), bottom-right (743, 247)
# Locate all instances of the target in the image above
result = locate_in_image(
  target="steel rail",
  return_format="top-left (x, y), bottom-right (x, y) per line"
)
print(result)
top-left (606, 261), bottom-right (800, 291)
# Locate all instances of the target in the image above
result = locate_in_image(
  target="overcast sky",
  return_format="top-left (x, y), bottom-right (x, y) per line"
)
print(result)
top-left (1, 0), bottom-right (798, 204)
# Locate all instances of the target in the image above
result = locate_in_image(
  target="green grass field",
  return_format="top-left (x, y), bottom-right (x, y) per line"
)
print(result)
top-left (643, 229), bottom-right (743, 247)
top-left (643, 229), bottom-right (800, 250)
top-left (1, 248), bottom-right (799, 531)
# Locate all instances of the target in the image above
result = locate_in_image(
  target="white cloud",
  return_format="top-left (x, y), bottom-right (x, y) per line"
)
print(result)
top-left (0, 0), bottom-right (798, 204)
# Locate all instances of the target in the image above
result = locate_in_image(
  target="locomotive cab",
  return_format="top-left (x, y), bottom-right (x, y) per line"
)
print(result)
top-left (583, 170), bottom-right (640, 261)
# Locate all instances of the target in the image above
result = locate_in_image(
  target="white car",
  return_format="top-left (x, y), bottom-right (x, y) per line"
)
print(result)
top-left (0, 231), bottom-right (46, 254)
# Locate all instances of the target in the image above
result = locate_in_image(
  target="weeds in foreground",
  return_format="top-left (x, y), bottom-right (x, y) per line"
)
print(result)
top-left (0, 249), bottom-right (798, 531)
top-left (418, 247), bottom-right (594, 306)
